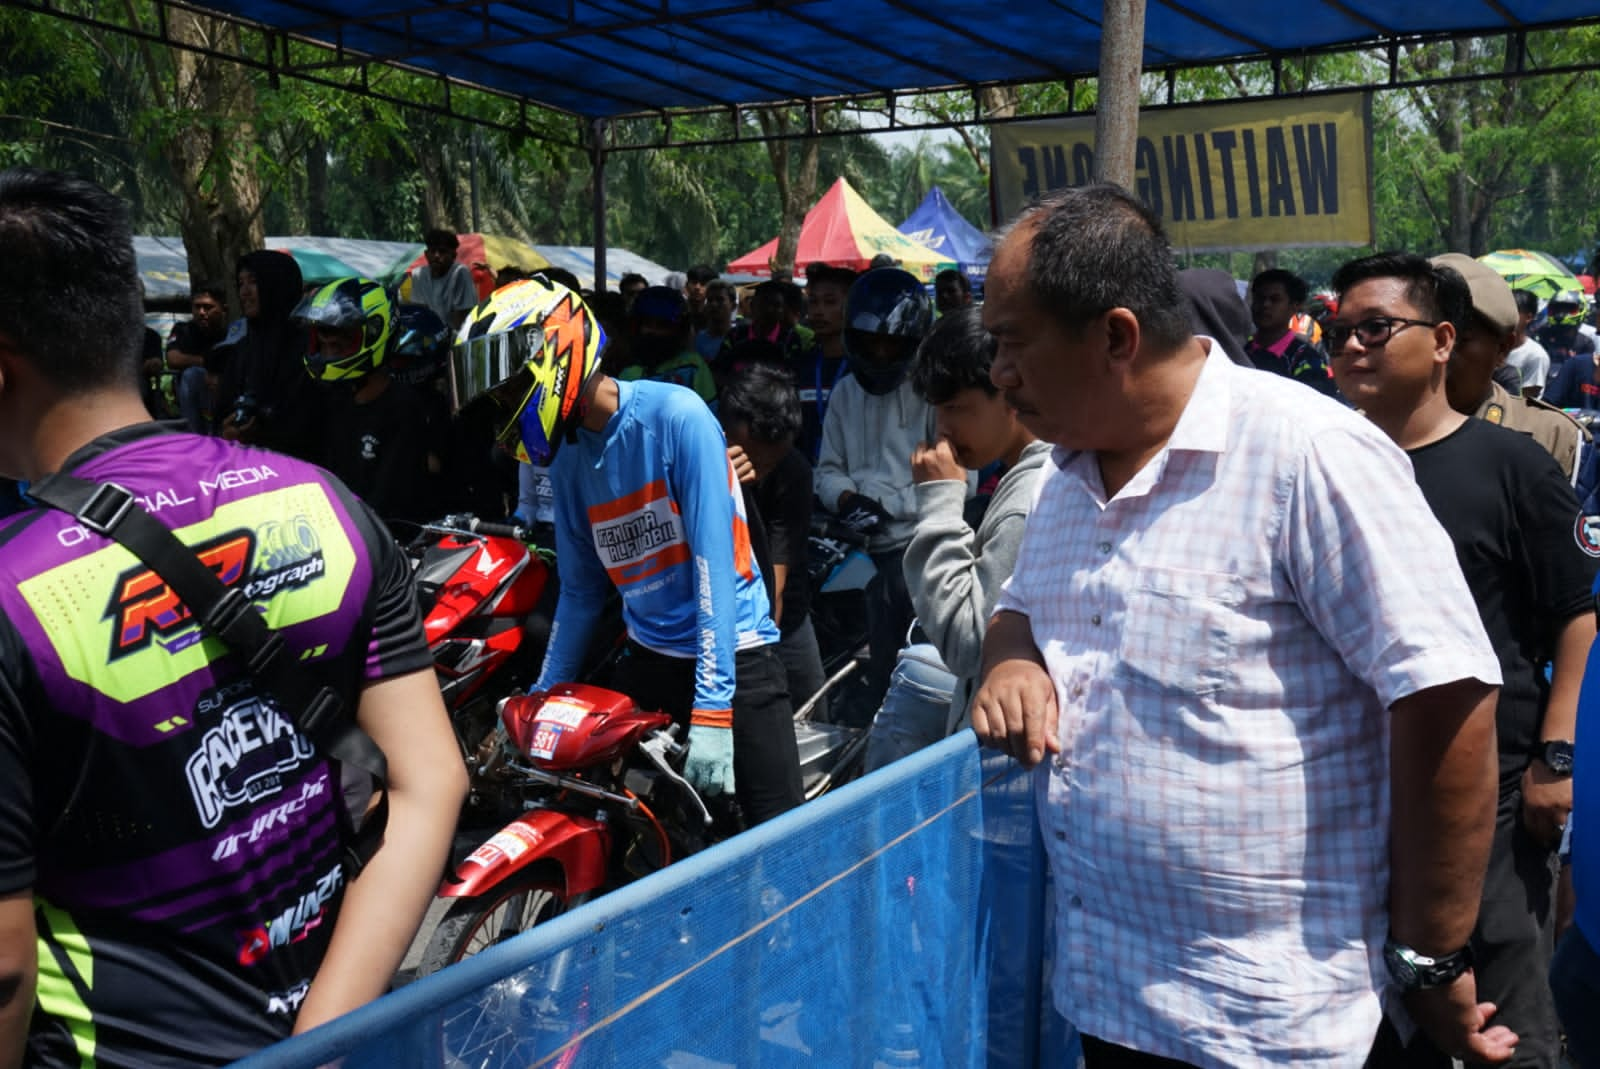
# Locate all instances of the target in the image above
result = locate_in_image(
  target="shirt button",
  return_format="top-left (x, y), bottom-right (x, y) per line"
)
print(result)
top-left (1055, 831), bottom-right (1066, 842)
top-left (1097, 541), bottom-right (1111, 554)
top-left (1090, 613), bottom-right (1101, 626)
top-left (1069, 895), bottom-right (1083, 908)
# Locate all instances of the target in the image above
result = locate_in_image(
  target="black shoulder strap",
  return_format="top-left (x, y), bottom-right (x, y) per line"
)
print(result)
top-left (28, 472), bottom-right (387, 871)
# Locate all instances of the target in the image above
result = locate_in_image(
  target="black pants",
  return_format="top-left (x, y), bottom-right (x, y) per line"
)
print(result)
top-left (853, 546), bottom-right (913, 727)
top-left (1086, 1025), bottom-right (1401, 1068)
top-left (777, 616), bottom-right (827, 720)
top-left (609, 641), bottom-right (804, 827)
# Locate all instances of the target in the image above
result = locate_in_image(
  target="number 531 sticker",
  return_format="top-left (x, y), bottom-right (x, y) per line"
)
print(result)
top-left (530, 723), bottom-right (564, 760)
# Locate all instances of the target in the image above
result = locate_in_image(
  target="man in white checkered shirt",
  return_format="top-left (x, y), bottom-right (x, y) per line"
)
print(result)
top-left (972, 185), bottom-right (1513, 1069)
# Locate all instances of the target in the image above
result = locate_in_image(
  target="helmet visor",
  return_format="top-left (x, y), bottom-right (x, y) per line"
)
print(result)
top-left (449, 330), bottom-right (535, 412)
top-left (311, 325), bottom-right (364, 361)
top-left (450, 330), bottom-right (556, 463)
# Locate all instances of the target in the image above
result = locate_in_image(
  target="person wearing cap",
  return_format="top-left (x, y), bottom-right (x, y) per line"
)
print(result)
top-left (1433, 253), bottom-right (1587, 482)
top-left (1330, 252), bottom-right (1596, 1069)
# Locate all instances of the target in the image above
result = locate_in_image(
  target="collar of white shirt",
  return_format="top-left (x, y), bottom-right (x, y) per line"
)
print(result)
top-left (1051, 336), bottom-right (1233, 496)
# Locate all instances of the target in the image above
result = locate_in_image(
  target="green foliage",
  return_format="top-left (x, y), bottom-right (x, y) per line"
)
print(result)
top-left (8, 5), bottom-right (1600, 282)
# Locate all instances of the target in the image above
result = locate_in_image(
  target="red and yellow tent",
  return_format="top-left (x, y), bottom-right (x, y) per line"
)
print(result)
top-left (728, 178), bottom-right (954, 281)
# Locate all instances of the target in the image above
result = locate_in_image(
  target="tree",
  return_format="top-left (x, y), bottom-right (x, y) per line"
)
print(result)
top-left (756, 106), bottom-right (825, 277)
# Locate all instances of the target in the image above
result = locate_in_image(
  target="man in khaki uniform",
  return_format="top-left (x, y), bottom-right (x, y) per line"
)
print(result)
top-left (1434, 253), bottom-right (1588, 481)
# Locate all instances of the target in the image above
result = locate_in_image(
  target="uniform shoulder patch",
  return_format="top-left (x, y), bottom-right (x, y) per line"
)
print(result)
top-left (1576, 513), bottom-right (1600, 558)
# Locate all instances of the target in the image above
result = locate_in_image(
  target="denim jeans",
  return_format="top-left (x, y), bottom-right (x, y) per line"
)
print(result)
top-left (175, 366), bottom-right (211, 434)
top-left (863, 642), bottom-right (956, 774)
top-left (1551, 923), bottom-right (1600, 1067)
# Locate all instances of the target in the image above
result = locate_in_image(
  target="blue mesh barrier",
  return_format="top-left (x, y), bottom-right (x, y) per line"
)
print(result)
top-left (231, 734), bottom-right (1078, 1068)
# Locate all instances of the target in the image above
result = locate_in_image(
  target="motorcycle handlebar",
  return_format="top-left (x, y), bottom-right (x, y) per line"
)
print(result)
top-left (470, 520), bottom-right (528, 540)
top-left (438, 514), bottom-right (530, 541)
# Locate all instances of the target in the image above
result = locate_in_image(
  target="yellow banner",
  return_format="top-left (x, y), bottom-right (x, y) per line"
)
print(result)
top-left (990, 92), bottom-right (1373, 251)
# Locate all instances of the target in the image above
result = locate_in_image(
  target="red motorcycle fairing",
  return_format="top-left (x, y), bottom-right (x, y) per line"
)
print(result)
top-left (504, 683), bottom-right (673, 772)
top-left (419, 533), bottom-right (546, 643)
top-left (438, 807), bottom-right (610, 900)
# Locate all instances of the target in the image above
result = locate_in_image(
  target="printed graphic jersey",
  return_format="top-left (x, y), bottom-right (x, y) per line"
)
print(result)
top-left (536, 379), bottom-right (778, 717)
top-left (617, 350), bottom-right (717, 404)
top-left (0, 423), bottom-right (431, 1068)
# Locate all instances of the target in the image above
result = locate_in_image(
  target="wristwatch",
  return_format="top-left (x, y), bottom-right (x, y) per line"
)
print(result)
top-left (1539, 740), bottom-right (1576, 777)
top-left (1383, 940), bottom-right (1474, 992)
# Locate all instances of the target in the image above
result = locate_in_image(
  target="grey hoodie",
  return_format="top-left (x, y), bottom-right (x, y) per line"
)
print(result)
top-left (902, 438), bottom-right (1052, 727)
top-left (814, 374), bottom-right (934, 552)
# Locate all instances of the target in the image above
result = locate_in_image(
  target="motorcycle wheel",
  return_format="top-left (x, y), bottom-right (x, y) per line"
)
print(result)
top-left (421, 871), bottom-right (593, 1069)
top-left (418, 869), bottom-right (586, 973)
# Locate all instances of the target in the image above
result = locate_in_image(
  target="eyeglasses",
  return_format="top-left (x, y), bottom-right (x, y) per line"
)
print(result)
top-left (1324, 316), bottom-right (1440, 352)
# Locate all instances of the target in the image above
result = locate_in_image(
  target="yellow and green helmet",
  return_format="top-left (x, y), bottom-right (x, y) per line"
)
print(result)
top-left (292, 277), bottom-right (394, 382)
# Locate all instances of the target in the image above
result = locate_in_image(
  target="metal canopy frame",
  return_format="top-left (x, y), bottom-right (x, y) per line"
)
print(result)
top-left (17, 0), bottom-right (1600, 286)
top-left (19, 1), bottom-right (1600, 151)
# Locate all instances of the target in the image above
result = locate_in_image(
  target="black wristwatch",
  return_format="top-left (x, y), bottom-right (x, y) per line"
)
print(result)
top-left (1383, 940), bottom-right (1474, 992)
top-left (1539, 740), bottom-right (1575, 778)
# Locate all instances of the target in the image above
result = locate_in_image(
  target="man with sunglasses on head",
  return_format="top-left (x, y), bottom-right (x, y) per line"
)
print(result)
top-left (1329, 252), bottom-right (1597, 1069)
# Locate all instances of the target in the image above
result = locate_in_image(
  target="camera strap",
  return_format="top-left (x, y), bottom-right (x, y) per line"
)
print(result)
top-left (28, 472), bottom-right (388, 876)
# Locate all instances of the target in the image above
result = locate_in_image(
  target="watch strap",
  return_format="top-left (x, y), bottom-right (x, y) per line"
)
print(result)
top-left (1383, 939), bottom-right (1474, 992)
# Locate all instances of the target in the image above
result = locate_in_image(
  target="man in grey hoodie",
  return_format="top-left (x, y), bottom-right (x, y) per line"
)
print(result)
top-left (864, 306), bottom-right (1049, 770)
top-left (816, 268), bottom-right (935, 724)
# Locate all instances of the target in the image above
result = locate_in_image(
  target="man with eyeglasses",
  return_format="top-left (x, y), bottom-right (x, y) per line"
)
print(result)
top-left (1330, 252), bottom-right (1596, 1069)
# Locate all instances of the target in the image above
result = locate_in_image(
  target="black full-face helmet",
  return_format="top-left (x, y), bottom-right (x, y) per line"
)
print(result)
top-left (843, 268), bottom-right (932, 395)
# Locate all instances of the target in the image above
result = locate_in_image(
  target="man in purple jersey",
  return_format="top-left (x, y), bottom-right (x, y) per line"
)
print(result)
top-left (0, 167), bottom-right (466, 1067)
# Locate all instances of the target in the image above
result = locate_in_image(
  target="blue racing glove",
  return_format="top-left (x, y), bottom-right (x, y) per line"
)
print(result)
top-left (684, 708), bottom-right (736, 797)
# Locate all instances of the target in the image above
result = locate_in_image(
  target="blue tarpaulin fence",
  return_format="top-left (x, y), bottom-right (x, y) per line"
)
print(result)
top-left (232, 735), bottom-right (1076, 1068)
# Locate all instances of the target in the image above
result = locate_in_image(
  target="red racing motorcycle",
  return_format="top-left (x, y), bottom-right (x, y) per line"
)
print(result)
top-left (417, 682), bottom-right (712, 976)
top-left (418, 671), bottom-right (865, 977)
top-left (406, 515), bottom-right (554, 776)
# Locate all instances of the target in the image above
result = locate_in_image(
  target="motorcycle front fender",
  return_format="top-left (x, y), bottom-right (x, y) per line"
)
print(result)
top-left (439, 808), bottom-right (610, 900)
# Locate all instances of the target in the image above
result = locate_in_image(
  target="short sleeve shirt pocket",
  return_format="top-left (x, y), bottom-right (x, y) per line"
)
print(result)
top-left (1116, 566), bottom-right (1241, 698)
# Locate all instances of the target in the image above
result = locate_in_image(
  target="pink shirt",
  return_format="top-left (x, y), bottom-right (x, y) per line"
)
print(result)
top-left (997, 345), bottom-right (1500, 1067)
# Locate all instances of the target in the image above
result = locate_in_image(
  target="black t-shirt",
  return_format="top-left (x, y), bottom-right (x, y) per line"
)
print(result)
top-left (166, 319), bottom-right (225, 368)
top-left (317, 378), bottom-right (434, 530)
top-left (1408, 418), bottom-right (1598, 792)
top-left (754, 448), bottom-right (814, 634)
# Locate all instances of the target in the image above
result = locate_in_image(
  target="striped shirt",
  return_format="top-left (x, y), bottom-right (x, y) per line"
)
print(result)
top-left (997, 344), bottom-right (1500, 1067)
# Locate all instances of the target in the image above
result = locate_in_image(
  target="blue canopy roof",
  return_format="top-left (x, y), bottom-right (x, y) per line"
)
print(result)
top-left (185, 1), bottom-right (1600, 119)
top-left (898, 187), bottom-right (991, 284)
